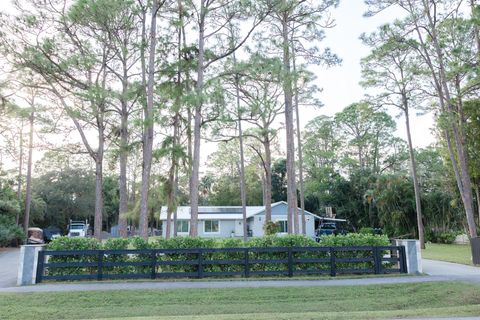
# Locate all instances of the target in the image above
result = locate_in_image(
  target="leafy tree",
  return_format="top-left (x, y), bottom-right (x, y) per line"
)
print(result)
top-left (361, 22), bottom-right (426, 247)
top-left (188, 0), bottom-right (270, 236)
top-left (365, 0), bottom-right (479, 238)
top-left (334, 103), bottom-right (397, 175)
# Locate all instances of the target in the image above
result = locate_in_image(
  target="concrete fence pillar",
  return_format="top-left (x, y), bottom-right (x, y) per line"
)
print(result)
top-left (394, 239), bottom-right (422, 274)
top-left (17, 244), bottom-right (45, 286)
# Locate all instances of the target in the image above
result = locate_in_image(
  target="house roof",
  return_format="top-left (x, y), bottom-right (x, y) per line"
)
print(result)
top-left (159, 201), bottom-right (321, 221)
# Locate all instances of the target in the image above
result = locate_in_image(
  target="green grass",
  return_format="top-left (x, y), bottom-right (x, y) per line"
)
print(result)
top-left (1, 282), bottom-right (480, 320)
top-left (422, 243), bottom-right (477, 266)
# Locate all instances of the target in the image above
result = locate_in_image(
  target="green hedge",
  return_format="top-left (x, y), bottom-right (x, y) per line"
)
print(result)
top-left (318, 234), bottom-right (391, 271)
top-left (47, 237), bottom-right (101, 276)
top-left (45, 234), bottom-right (392, 277)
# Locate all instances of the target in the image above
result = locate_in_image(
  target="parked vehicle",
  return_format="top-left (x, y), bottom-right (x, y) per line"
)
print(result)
top-left (43, 226), bottom-right (61, 242)
top-left (68, 220), bottom-right (89, 237)
top-left (317, 222), bottom-right (338, 236)
top-left (315, 218), bottom-right (347, 241)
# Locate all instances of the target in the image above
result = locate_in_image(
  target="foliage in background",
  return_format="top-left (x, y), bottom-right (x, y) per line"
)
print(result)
top-left (0, 177), bottom-right (24, 246)
top-left (263, 221), bottom-right (280, 236)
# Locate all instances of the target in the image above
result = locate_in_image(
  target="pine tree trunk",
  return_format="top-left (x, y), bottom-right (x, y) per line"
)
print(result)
top-left (173, 167), bottom-right (179, 237)
top-left (139, 1), bottom-right (159, 240)
top-left (475, 179), bottom-right (480, 226)
top-left (16, 120), bottom-right (24, 226)
top-left (234, 57), bottom-right (248, 241)
top-left (94, 129), bottom-right (104, 240)
top-left (118, 64), bottom-right (129, 238)
top-left (264, 140), bottom-right (273, 223)
top-left (23, 112), bottom-right (34, 233)
top-left (404, 104), bottom-right (425, 249)
top-left (189, 0), bottom-right (206, 237)
top-left (292, 44), bottom-right (306, 235)
top-left (166, 113), bottom-right (179, 239)
top-left (281, 15), bottom-right (298, 234)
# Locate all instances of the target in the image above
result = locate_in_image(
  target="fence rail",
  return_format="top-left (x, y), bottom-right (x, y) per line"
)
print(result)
top-left (35, 245), bottom-right (407, 283)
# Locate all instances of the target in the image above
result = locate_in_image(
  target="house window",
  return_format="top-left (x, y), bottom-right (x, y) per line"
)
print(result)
top-left (204, 220), bottom-right (219, 233)
top-left (177, 220), bottom-right (189, 233)
top-left (278, 220), bottom-right (288, 233)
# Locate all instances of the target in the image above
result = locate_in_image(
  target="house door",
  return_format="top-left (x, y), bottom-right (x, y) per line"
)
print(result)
top-left (235, 220), bottom-right (243, 237)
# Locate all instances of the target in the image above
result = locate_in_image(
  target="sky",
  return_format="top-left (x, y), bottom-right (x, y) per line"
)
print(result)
top-left (302, 1), bottom-right (435, 148)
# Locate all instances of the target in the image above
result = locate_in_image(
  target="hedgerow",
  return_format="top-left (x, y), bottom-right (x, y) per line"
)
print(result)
top-left (44, 234), bottom-right (392, 277)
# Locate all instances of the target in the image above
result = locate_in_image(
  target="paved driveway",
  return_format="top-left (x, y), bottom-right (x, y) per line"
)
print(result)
top-left (422, 259), bottom-right (480, 283)
top-left (0, 248), bottom-right (20, 288)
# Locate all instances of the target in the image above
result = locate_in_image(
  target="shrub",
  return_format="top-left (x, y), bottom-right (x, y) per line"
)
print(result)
top-left (425, 230), bottom-right (458, 244)
top-left (319, 234), bottom-right (391, 272)
top-left (319, 233), bottom-right (390, 247)
top-left (0, 216), bottom-right (24, 247)
top-left (47, 236), bottom-right (101, 250)
top-left (263, 221), bottom-right (280, 236)
top-left (437, 231), bottom-right (457, 244)
top-left (43, 234), bottom-right (395, 278)
top-left (103, 238), bottom-right (132, 274)
top-left (47, 237), bottom-right (101, 276)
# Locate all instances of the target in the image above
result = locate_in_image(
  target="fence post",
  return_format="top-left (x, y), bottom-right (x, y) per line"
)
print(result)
top-left (373, 246), bottom-right (382, 274)
top-left (287, 247), bottom-right (293, 277)
top-left (97, 250), bottom-right (104, 281)
top-left (35, 250), bottom-right (45, 284)
top-left (330, 247), bottom-right (336, 277)
top-left (399, 246), bottom-right (407, 273)
top-left (150, 250), bottom-right (157, 280)
top-left (197, 249), bottom-right (203, 278)
top-left (244, 248), bottom-right (250, 278)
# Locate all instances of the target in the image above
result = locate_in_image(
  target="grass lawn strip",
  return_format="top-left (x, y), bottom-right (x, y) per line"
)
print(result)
top-left (1, 282), bottom-right (479, 320)
top-left (422, 243), bottom-right (477, 266)
top-left (90, 305), bottom-right (480, 320)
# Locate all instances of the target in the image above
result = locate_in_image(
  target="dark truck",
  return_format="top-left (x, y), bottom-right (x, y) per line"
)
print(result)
top-left (315, 217), bottom-right (347, 241)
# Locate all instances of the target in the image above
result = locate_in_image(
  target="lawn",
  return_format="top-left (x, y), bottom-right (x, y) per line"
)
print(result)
top-left (422, 243), bottom-right (477, 266)
top-left (1, 282), bottom-right (480, 320)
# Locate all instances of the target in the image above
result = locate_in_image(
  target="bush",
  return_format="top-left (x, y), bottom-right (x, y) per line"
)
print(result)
top-left (47, 237), bottom-right (101, 276)
top-left (425, 230), bottom-right (458, 244)
top-left (319, 234), bottom-right (391, 271)
top-left (103, 238), bottom-right (131, 274)
top-left (246, 235), bottom-right (322, 273)
top-left (0, 216), bottom-right (24, 247)
top-left (43, 234), bottom-right (395, 278)
top-left (0, 224), bottom-right (24, 247)
top-left (436, 231), bottom-right (457, 244)
top-left (263, 221), bottom-right (280, 236)
top-left (319, 233), bottom-right (390, 247)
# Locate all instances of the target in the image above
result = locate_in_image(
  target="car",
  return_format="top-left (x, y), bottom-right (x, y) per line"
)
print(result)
top-left (43, 226), bottom-right (61, 242)
top-left (317, 222), bottom-right (338, 236)
top-left (314, 218), bottom-right (348, 241)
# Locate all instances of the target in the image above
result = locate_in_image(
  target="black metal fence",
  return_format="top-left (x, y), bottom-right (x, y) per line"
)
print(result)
top-left (35, 245), bottom-right (407, 283)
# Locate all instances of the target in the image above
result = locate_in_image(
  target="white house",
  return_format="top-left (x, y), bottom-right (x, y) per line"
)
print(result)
top-left (159, 201), bottom-right (320, 238)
